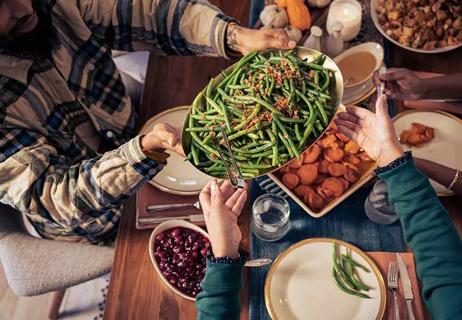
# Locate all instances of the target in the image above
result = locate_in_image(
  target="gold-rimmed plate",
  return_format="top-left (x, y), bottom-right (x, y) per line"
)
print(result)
top-left (392, 109), bottom-right (462, 197)
top-left (140, 106), bottom-right (211, 195)
top-left (265, 238), bottom-right (386, 320)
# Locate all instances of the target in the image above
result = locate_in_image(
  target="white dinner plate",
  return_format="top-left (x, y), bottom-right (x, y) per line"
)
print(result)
top-left (139, 106), bottom-right (211, 195)
top-left (265, 238), bottom-right (386, 320)
top-left (393, 110), bottom-right (462, 196)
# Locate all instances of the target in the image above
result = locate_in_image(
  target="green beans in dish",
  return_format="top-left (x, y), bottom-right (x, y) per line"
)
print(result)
top-left (183, 48), bottom-right (342, 179)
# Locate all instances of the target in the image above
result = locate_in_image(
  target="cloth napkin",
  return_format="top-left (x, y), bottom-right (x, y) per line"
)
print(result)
top-left (369, 252), bottom-right (429, 320)
top-left (135, 183), bottom-right (203, 230)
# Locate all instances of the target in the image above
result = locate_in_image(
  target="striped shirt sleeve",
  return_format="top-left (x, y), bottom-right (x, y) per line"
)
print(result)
top-left (76, 0), bottom-right (234, 57)
top-left (0, 129), bottom-right (162, 229)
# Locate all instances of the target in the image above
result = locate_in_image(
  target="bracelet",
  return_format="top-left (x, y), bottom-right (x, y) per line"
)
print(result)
top-left (448, 170), bottom-right (460, 191)
top-left (206, 249), bottom-right (249, 265)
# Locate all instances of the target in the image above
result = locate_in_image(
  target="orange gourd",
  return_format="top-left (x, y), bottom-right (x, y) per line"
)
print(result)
top-left (275, 0), bottom-right (288, 8)
top-left (286, 0), bottom-right (311, 31)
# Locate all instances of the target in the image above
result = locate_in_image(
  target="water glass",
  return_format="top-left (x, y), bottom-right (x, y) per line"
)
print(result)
top-left (251, 194), bottom-right (290, 242)
top-left (364, 180), bottom-right (398, 225)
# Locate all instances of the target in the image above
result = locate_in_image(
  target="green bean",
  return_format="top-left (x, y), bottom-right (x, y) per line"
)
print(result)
top-left (234, 104), bottom-right (261, 131)
top-left (217, 100), bottom-right (232, 132)
top-left (295, 124), bottom-right (302, 141)
top-left (234, 96), bottom-right (281, 114)
top-left (314, 100), bottom-right (329, 126)
top-left (279, 116), bottom-right (306, 124)
top-left (278, 132), bottom-right (294, 158)
top-left (267, 129), bottom-right (279, 166)
top-left (273, 116), bottom-right (299, 158)
top-left (191, 142), bottom-right (200, 166)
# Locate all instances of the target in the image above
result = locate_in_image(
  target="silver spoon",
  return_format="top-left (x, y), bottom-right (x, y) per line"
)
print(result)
top-left (244, 258), bottom-right (273, 268)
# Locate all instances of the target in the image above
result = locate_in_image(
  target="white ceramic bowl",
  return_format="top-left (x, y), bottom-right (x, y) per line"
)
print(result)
top-left (334, 42), bottom-right (384, 91)
top-left (370, 0), bottom-right (462, 54)
top-left (149, 220), bottom-right (209, 301)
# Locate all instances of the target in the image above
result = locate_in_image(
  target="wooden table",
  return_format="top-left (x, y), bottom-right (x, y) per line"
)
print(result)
top-left (104, 3), bottom-right (462, 317)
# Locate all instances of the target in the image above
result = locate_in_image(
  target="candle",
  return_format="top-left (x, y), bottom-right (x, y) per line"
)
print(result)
top-left (326, 0), bottom-right (362, 41)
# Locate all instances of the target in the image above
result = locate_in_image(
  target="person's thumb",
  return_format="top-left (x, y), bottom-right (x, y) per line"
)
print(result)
top-left (375, 94), bottom-right (390, 120)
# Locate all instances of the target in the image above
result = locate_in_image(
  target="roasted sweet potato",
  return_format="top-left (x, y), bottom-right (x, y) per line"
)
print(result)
top-left (297, 164), bottom-right (319, 185)
top-left (344, 162), bottom-right (359, 173)
top-left (302, 144), bottom-right (321, 163)
top-left (335, 132), bottom-right (350, 142)
top-left (313, 174), bottom-right (328, 185)
top-left (294, 185), bottom-right (314, 198)
top-left (304, 191), bottom-right (326, 211)
top-left (411, 122), bottom-right (426, 134)
top-left (344, 168), bottom-right (360, 183)
top-left (338, 178), bottom-right (349, 192)
top-left (318, 159), bottom-right (330, 174)
top-left (320, 134), bottom-right (337, 149)
top-left (345, 154), bottom-right (361, 165)
top-left (400, 122), bottom-right (435, 147)
top-left (288, 158), bottom-right (302, 169)
top-left (328, 163), bottom-right (347, 177)
top-left (282, 172), bottom-right (300, 189)
top-left (324, 148), bottom-right (344, 163)
top-left (322, 178), bottom-right (344, 197)
top-left (400, 130), bottom-right (411, 144)
top-left (316, 185), bottom-right (334, 200)
top-left (344, 141), bottom-right (360, 154)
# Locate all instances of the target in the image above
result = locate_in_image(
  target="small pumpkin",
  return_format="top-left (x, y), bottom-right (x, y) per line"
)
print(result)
top-left (285, 25), bottom-right (303, 43)
top-left (286, 0), bottom-right (312, 31)
top-left (307, 0), bottom-right (331, 8)
top-left (260, 4), bottom-right (289, 28)
top-left (275, 0), bottom-right (288, 8)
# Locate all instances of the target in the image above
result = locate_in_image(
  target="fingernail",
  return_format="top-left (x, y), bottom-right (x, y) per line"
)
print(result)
top-left (288, 40), bottom-right (296, 47)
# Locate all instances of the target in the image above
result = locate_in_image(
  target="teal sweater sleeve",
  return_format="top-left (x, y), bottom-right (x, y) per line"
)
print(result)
top-left (196, 261), bottom-right (244, 320)
top-left (378, 159), bottom-right (462, 319)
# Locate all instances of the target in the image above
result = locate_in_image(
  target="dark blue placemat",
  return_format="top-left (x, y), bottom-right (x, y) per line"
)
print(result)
top-left (248, 181), bottom-right (405, 320)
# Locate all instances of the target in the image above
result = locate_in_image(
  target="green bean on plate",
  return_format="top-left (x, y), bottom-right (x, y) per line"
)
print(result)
top-left (182, 47), bottom-right (343, 179)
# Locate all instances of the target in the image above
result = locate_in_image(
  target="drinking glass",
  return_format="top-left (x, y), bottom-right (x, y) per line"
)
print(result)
top-left (364, 180), bottom-right (398, 224)
top-left (251, 194), bottom-right (290, 242)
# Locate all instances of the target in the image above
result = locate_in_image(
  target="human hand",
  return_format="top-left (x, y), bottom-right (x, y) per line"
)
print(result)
top-left (378, 68), bottom-right (426, 100)
top-left (140, 122), bottom-right (185, 156)
top-left (335, 95), bottom-right (404, 167)
top-left (199, 180), bottom-right (248, 258)
top-left (226, 23), bottom-right (296, 55)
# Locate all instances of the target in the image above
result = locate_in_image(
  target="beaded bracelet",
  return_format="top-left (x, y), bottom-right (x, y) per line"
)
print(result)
top-left (374, 151), bottom-right (412, 175)
top-left (206, 249), bottom-right (249, 265)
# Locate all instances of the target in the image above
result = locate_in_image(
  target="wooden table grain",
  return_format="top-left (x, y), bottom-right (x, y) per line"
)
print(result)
top-left (104, 5), bottom-right (462, 317)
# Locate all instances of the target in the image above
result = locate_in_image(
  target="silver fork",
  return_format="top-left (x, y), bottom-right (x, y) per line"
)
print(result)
top-left (387, 261), bottom-right (400, 320)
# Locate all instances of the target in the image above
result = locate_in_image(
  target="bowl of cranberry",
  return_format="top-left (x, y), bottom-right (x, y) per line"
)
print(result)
top-left (149, 220), bottom-right (211, 300)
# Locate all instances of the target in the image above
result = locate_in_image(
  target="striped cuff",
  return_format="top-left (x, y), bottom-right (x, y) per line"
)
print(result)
top-left (122, 136), bottom-right (164, 177)
top-left (211, 14), bottom-right (238, 59)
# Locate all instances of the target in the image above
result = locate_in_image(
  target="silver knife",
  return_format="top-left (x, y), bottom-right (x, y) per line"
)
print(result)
top-left (138, 214), bottom-right (205, 224)
top-left (396, 253), bottom-right (415, 320)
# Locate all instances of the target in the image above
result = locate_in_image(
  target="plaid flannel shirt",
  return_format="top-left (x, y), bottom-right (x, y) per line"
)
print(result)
top-left (0, 0), bottom-right (232, 243)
